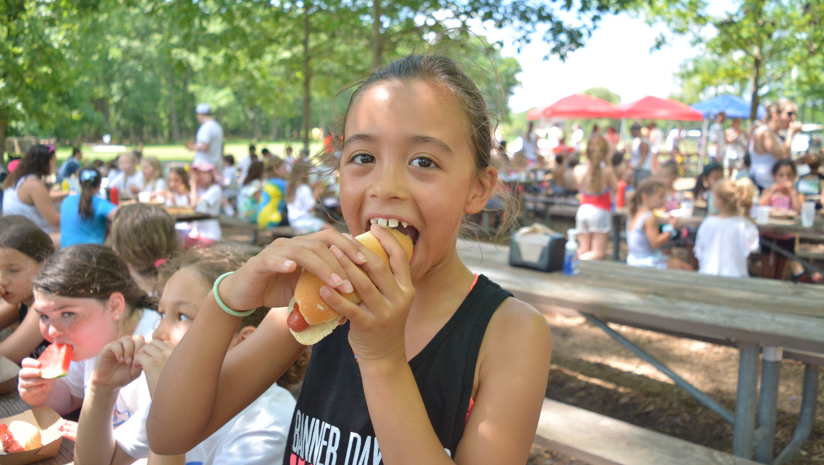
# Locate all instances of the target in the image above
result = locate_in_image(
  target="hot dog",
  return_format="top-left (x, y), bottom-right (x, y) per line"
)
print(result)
top-left (288, 228), bottom-right (413, 345)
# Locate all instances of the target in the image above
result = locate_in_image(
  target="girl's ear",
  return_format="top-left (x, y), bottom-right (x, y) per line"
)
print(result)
top-left (464, 166), bottom-right (498, 215)
top-left (107, 292), bottom-right (127, 321)
top-left (228, 326), bottom-right (256, 350)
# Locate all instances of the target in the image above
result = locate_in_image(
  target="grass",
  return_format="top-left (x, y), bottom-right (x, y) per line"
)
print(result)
top-left (55, 140), bottom-right (325, 165)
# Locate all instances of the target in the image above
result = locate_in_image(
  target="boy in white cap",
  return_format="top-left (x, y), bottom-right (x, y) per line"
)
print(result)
top-left (186, 103), bottom-right (224, 167)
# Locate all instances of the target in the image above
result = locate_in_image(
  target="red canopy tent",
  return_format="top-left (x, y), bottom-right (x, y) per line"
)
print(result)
top-left (618, 96), bottom-right (703, 121)
top-left (527, 94), bottom-right (623, 120)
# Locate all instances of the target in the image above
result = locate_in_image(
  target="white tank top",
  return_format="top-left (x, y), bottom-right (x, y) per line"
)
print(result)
top-left (2, 175), bottom-right (53, 233)
top-left (748, 126), bottom-right (779, 188)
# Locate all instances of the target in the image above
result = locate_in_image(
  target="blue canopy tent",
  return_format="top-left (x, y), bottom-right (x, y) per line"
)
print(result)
top-left (691, 95), bottom-right (766, 168)
top-left (691, 94), bottom-right (766, 119)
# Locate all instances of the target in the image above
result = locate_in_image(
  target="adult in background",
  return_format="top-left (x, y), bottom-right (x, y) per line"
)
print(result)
top-left (630, 123), bottom-right (652, 185)
top-left (749, 99), bottom-right (802, 190)
top-left (186, 103), bottom-right (224, 167)
top-left (665, 125), bottom-right (684, 158)
top-left (708, 112), bottom-right (727, 163)
top-left (108, 151), bottom-right (144, 198)
top-left (56, 147), bottom-right (83, 183)
top-left (2, 144), bottom-right (61, 245)
top-left (725, 117), bottom-right (747, 178)
top-left (237, 144), bottom-right (258, 185)
top-left (522, 121), bottom-right (539, 163)
top-left (648, 122), bottom-right (664, 172)
top-left (570, 124), bottom-right (584, 153)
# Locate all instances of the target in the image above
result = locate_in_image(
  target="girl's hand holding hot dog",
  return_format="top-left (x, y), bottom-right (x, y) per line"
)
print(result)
top-left (318, 223), bottom-right (415, 362)
top-left (215, 229), bottom-right (370, 319)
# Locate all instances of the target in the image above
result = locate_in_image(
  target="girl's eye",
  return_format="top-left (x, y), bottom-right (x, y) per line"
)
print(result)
top-left (39, 315), bottom-right (49, 323)
top-left (178, 314), bottom-right (192, 322)
top-left (61, 312), bottom-right (74, 319)
top-left (411, 157), bottom-right (437, 169)
top-left (350, 153), bottom-right (374, 165)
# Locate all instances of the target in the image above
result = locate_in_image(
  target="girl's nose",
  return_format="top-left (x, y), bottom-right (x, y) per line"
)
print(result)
top-left (47, 322), bottom-right (63, 340)
top-left (152, 320), bottom-right (170, 342)
top-left (368, 164), bottom-right (408, 201)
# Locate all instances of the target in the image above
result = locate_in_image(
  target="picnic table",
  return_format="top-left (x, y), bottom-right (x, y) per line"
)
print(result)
top-left (458, 240), bottom-right (824, 464)
top-left (0, 392), bottom-right (73, 464)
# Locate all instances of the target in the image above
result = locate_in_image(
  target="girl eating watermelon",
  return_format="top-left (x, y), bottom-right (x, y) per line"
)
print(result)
top-left (0, 216), bottom-right (55, 363)
top-left (74, 246), bottom-right (307, 465)
top-left (17, 244), bottom-right (160, 440)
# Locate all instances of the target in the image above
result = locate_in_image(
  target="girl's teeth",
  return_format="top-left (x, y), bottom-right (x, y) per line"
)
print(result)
top-left (388, 219), bottom-right (399, 228)
top-left (401, 222), bottom-right (408, 228)
top-left (377, 218), bottom-right (388, 227)
top-left (370, 219), bottom-right (377, 225)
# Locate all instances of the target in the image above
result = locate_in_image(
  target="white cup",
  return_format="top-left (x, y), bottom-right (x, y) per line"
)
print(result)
top-left (681, 200), bottom-right (694, 218)
top-left (756, 206), bottom-right (771, 225)
top-left (801, 201), bottom-right (816, 228)
top-left (138, 192), bottom-right (152, 203)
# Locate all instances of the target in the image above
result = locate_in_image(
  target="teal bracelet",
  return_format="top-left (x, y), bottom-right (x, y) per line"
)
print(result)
top-left (213, 272), bottom-right (256, 317)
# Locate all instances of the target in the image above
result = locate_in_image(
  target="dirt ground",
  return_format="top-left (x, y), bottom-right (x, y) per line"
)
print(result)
top-left (220, 218), bottom-right (824, 465)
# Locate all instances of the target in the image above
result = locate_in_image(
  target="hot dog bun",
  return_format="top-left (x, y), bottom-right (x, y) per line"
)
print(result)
top-left (289, 228), bottom-right (413, 345)
top-left (9, 421), bottom-right (41, 450)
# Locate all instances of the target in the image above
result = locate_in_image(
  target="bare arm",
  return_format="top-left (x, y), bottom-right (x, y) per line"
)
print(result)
top-left (23, 180), bottom-right (61, 227)
top-left (148, 231), bottom-right (370, 454)
top-left (644, 215), bottom-right (674, 250)
top-left (0, 308), bottom-right (45, 365)
top-left (605, 166), bottom-right (619, 195)
top-left (0, 300), bottom-right (19, 330)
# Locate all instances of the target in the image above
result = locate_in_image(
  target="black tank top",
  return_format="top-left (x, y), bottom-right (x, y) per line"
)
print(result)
top-left (284, 274), bottom-right (512, 465)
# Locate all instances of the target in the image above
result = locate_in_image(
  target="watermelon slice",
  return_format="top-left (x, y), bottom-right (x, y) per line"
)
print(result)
top-left (37, 344), bottom-right (72, 379)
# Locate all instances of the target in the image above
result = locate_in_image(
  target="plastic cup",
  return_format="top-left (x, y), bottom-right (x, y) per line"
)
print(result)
top-left (138, 192), bottom-right (152, 203)
top-left (801, 201), bottom-right (816, 228)
top-left (756, 206), bottom-right (771, 225)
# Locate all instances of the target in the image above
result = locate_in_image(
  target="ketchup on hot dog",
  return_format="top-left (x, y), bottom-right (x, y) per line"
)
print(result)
top-left (287, 303), bottom-right (310, 332)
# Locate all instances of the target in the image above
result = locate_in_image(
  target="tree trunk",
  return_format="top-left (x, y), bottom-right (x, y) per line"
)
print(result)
top-left (253, 105), bottom-right (262, 141)
top-left (749, 55), bottom-right (761, 124)
top-left (0, 109), bottom-right (6, 163)
top-left (302, 3), bottom-right (312, 151)
top-left (167, 71), bottom-right (180, 143)
top-left (371, 0), bottom-right (383, 70)
top-left (272, 116), bottom-right (279, 141)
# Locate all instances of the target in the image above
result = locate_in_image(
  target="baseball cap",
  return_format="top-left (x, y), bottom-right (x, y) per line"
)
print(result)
top-left (195, 103), bottom-right (212, 115)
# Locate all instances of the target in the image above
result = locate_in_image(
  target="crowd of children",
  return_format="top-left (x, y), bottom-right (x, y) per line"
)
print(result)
top-left (0, 54), bottom-right (553, 465)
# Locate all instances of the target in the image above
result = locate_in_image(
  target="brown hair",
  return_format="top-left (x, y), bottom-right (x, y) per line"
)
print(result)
top-left (286, 161), bottom-right (312, 204)
top-left (330, 54), bottom-right (517, 234)
top-left (714, 178), bottom-right (755, 219)
top-left (0, 216), bottom-right (54, 263)
top-left (32, 244), bottom-right (153, 311)
top-left (243, 161), bottom-right (264, 186)
top-left (629, 178), bottom-right (666, 216)
top-left (3, 144), bottom-right (55, 190)
top-left (109, 204), bottom-right (180, 279)
top-left (264, 157), bottom-right (286, 180)
top-left (168, 167), bottom-right (190, 191)
top-left (584, 135), bottom-right (609, 194)
top-left (157, 246), bottom-right (308, 388)
top-left (77, 168), bottom-right (103, 220)
top-left (142, 157), bottom-right (164, 188)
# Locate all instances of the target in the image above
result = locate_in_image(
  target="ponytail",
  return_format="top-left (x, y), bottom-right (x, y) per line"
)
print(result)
top-left (585, 136), bottom-right (608, 193)
top-left (78, 169), bottom-right (102, 220)
top-left (713, 178), bottom-right (756, 218)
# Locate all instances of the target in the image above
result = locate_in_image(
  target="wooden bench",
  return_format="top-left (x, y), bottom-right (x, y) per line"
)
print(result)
top-left (535, 399), bottom-right (760, 465)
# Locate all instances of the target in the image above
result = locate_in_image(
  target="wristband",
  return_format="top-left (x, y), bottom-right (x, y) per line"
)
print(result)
top-left (663, 224), bottom-right (679, 238)
top-left (213, 272), bottom-right (256, 317)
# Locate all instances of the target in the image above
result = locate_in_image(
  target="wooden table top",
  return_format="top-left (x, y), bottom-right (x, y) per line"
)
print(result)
top-left (458, 240), bottom-right (824, 353)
